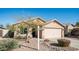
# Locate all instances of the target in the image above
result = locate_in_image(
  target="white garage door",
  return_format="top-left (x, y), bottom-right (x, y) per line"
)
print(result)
top-left (43, 28), bottom-right (61, 38)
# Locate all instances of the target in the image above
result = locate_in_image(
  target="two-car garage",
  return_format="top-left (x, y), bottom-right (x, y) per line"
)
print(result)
top-left (42, 28), bottom-right (62, 39)
top-left (42, 20), bottom-right (64, 39)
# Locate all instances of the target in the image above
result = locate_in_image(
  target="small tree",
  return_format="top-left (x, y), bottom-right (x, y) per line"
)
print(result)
top-left (25, 19), bottom-right (37, 43)
top-left (14, 16), bottom-right (38, 43)
top-left (18, 24), bottom-right (26, 34)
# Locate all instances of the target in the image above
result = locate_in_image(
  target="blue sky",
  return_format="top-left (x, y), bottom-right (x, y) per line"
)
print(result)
top-left (0, 8), bottom-right (79, 26)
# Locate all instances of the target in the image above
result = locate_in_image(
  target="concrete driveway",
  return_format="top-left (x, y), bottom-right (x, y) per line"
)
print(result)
top-left (39, 37), bottom-right (79, 51)
top-left (47, 37), bottom-right (79, 49)
top-left (65, 37), bottom-right (79, 49)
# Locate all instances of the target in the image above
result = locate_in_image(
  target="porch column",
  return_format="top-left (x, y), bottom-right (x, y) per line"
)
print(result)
top-left (37, 25), bottom-right (40, 50)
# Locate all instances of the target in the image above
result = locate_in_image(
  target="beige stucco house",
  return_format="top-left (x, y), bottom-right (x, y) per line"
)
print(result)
top-left (12, 17), bottom-right (64, 39)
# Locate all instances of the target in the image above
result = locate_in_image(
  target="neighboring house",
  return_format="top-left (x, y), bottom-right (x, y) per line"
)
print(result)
top-left (64, 24), bottom-right (75, 35)
top-left (13, 17), bottom-right (64, 39)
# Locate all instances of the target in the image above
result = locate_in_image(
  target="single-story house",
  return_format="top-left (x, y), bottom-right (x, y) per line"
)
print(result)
top-left (12, 17), bottom-right (65, 39)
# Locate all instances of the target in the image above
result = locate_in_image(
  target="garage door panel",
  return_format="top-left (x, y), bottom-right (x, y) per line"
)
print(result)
top-left (43, 29), bottom-right (61, 38)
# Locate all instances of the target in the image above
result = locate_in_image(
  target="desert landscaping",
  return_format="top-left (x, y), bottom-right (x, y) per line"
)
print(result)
top-left (0, 8), bottom-right (79, 51)
top-left (0, 17), bottom-right (79, 51)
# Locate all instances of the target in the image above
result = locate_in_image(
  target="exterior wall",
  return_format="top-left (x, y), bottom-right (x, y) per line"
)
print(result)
top-left (61, 29), bottom-right (64, 37)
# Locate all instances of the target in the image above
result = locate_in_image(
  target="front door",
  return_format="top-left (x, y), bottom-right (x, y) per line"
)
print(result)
top-left (32, 28), bottom-right (37, 38)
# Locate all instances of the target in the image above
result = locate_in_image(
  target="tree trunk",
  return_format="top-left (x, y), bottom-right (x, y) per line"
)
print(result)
top-left (26, 27), bottom-right (32, 43)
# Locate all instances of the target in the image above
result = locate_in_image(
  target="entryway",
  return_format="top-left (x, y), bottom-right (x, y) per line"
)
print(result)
top-left (32, 28), bottom-right (42, 38)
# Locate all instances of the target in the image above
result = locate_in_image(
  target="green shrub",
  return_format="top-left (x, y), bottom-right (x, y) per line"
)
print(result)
top-left (57, 39), bottom-right (70, 47)
top-left (0, 39), bottom-right (18, 51)
top-left (0, 43), bottom-right (7, 51)
top-left (6, 40), bottom-right (18, 50)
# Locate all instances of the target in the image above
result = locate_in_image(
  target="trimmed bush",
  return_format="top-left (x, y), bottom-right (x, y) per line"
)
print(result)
top-left (0, 39), bottom-right (18, 51)
top-left (57, 39), bottom-right (70, 47)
